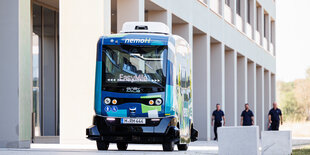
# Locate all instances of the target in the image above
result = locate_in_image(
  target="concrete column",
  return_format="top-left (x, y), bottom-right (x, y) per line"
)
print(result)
top-left (257, 7), bottom-right (264, 46)
top-left (148, 10), bottom-right (172, 32)
top-left (0, 0), bottom-right (32, 148)
top-left (247, 62), bottom-right (257, 125)
top-left (60, 0), bottom-right (104, 144)
top-left (271, 74), bottom-right (276, 103)
top-left (117, 0), bottom-right (144, 32)
top-left (193, 34), bottom-right (209, 140)
top-left (225, 50), bottom-right (237, 126)
top-left (172, 23), bottom-right (191, 44)
top-left (237, 56), bottom-right (247, 124)
top-left (256, 66), bottom-right (264, 134)
top-left (206, 35), bottom-right (212, 140)
top-left (249, 0), bottom-right (256, 40)
top-left (210, 42), bottom-right (225, 138)
top-left (103, 0), bottom-right (111, 34)
top-left (264, 70), bottom-right (271, 130)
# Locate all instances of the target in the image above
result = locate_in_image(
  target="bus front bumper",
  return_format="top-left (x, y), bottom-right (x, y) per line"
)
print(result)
top-left (86, 115), bottom-right (179, 144)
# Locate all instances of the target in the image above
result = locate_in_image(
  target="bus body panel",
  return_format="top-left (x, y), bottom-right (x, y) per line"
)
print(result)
top-left (171, 35), bottom-right (192, 144)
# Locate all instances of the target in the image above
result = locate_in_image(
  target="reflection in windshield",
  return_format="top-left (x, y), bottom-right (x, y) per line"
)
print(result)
top-left (102, 45), bottom-right (167, 88)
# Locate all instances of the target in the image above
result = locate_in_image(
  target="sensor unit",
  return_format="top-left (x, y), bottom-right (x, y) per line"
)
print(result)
top-left (121, 22), bottom-right (170, 35)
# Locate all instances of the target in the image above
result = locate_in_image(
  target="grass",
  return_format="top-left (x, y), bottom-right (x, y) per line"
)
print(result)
top-left (293, 145), bottom-right (310, 155)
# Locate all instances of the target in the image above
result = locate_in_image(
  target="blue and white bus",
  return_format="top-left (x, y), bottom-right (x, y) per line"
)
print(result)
top-left (86, 22), bottom-right (198, 151)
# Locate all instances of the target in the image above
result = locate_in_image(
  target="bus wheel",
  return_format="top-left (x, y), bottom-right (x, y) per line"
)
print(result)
top-left (177, 143), bottom-right (188, 151)
top-left (162, 141), bottom-right (174, 151)
top-left (96, 140), bottom-right (109, 150)
top-left (117, 142), bottom-right (128, 151)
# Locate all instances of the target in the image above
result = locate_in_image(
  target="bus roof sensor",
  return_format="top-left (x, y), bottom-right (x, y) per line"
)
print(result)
top-left (121, 22), bottom-right (170, 35)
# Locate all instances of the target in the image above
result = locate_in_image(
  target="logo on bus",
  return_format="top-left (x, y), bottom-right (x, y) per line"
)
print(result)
top-left (126, 87), bottom-right (141, 93)
top-left (124, 38), bottom-right (151, 44)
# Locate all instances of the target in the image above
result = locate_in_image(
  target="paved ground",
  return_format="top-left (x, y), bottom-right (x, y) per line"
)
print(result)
top-left (1, 139), bottom-right (310, 155)
top-left (0, 141), bottom-right (218, 155)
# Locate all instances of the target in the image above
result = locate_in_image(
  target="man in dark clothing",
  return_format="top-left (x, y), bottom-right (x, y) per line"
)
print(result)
top-left (212, 104), bottom-right (225, 140)
top-left (268, 102), bottom-right (283, 131)
top-left (240, 103), bottom-right (254, 126)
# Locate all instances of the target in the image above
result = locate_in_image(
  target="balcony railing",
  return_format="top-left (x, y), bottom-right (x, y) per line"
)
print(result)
top-left (263, 37), bottom-right (268, 51)
top-left (255, 30), bottom-right (260, 44)
top-left (210, 0), bottom-right (220, 15)
top-left (236, 15), bottom-right (243, 31)
top-left (224, 4), bottom-right (232, 23)
top-left (270, 43), bottom-right (274, 55)
top-left (246, 23), bottom-right (252, 38)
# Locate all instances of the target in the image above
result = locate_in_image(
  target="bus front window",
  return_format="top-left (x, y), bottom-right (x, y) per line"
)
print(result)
top-left (102, 45), bottom-right (167, 92)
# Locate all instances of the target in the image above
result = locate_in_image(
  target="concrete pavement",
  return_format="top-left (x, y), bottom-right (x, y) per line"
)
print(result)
top-left (0, 141), bottom-right (218, 155)
top-left (1, 139), bottom-right (310, 155)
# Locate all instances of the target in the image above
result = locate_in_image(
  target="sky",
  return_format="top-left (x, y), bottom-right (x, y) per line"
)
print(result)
top-left (276, 0), bottom-right (310, 82)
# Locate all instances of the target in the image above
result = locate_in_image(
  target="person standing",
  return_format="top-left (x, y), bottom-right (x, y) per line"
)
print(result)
top-left (240, 103), bottom-right (254, 126)
top-left (268, 102), bottom-right (283, 131)
top-left (212, 103), bottom-right (225, 140)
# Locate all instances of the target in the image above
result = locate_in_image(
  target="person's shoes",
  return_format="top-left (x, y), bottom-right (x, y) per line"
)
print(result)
top-left (213, 137), bottom-right (217, 141)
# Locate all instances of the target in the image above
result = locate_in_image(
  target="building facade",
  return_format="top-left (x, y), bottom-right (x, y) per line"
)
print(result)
top-left (0, 0), bottom-right (276, 148)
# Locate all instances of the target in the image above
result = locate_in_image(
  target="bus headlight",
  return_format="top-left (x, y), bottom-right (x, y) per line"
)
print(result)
top-left (149, 100), bottom-right (154, 105)
top-left (155, 98), bottom-right (162, 105)
top-left (104, 98), bottom-right (111, 104)
top-left (112, 99), bottom-right (117, 105)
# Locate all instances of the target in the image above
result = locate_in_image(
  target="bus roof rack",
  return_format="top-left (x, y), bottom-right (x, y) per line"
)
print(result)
top-left (121, 22), bottom-right (170, 35)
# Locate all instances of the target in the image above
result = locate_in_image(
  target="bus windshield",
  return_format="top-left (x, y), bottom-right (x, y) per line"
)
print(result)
top-left (102, 45), bottom-right (167, 89)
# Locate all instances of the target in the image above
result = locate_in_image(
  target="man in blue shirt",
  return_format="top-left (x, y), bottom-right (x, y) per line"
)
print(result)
top-left (268, 102), bottom-right (283, 131)
top-left (240, 103), bottom-right (254, 126)
top-left (212, 103), bottom-right (225, 140)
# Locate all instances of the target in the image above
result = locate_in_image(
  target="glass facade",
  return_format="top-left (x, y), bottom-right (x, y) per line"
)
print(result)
top-left (32, 3), bottom-right (59, 138)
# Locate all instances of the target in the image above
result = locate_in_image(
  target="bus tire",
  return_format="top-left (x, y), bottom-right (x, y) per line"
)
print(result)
top-left (117, 142), bottom-right (128, 151)
top-left (177, 143), bottom-right (188, 151)
top-left (96, 140), bottom-right (109, 150)
top-left (162, 141), bottom-right (174, 151)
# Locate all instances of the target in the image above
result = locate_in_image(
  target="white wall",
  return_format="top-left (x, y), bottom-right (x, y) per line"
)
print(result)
top-left (264, 70), bottom-right (271, 130)
top-left (151, 0), bottom-right (276, 73)
top-left (193, 34), bottom-right (209, 140)
top-left (59, 0), bottom-right (106, 144)
top-left (237, 56), bottom-right (248, 120)
top-left (117, 0), bottom-right (144, 32)
top-left (210, 42), bottom-right (225, 138)
top-left (225, 50), bottom-right (237, 126)
top-left (256, 66), bottom-right (264, 133)
top-left (0, 0), bottom-right (32, 148)
top-left (248, 62), bottom-right (257, 124)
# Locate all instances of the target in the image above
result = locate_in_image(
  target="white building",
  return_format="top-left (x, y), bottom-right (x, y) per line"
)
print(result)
top-left (0, 0), bottom-right (276, 148)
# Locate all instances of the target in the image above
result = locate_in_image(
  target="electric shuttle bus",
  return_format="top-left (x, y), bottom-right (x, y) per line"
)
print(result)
top-left (86, 22), bottom-right (198, 151)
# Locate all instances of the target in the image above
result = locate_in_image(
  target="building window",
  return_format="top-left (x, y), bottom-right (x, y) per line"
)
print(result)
top-left (247, 0), bottom-right (251, 24)
top-left (237, 0), bottom-right (241, 16)
top-left (264, 14), bottom-right (267, 37)
top-left (199, 0), bottom-right (208, 5)
top-left (271, 21), bottom-right (275, 43)
top-left (225, 0), bottom-right (230, 6)
top-left (256, 6), bottom-right (259, 30)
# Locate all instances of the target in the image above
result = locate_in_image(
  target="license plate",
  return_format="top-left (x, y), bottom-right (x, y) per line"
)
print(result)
top-left (121, 118), bottom-right (146, 124)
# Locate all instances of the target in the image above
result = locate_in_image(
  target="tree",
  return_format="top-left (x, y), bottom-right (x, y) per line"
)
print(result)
top-left (294, 79), bottom-right (310, 120)
top-left (306, 67), bottom-right (310, 79)
top-left (277, 81), bottom-right (305, 121)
